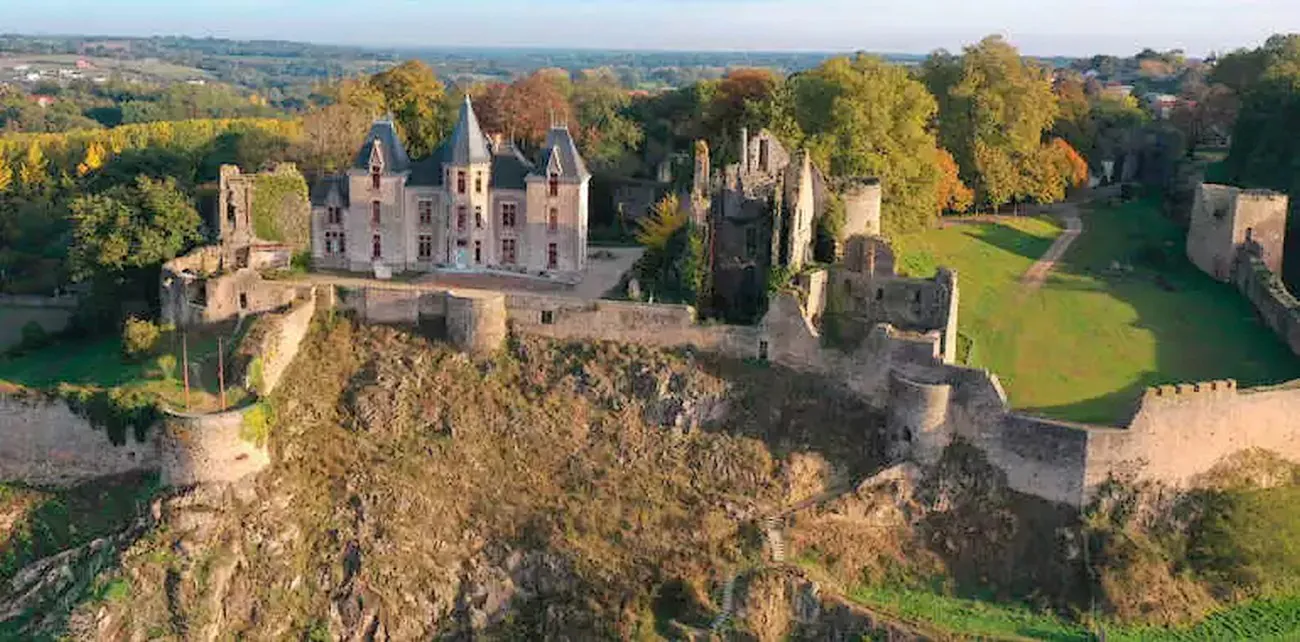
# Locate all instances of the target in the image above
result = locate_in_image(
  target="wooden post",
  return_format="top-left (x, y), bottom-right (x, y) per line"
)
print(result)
top-left (217, 336), bottom-right (226, 411)
top-left (181, 332), bottom-right (190, 412)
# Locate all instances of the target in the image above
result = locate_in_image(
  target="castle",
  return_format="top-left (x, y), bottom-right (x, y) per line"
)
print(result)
top-left (309, 96), bottom-right (591, 278)
top-left (690, 129), bottom-right (884, 320)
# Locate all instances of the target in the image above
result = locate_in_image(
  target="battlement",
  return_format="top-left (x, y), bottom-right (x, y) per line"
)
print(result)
top-left (1142, 379), bottom-right (1238, 401)
top-left (1238, 188), bottom-right (1288, 202)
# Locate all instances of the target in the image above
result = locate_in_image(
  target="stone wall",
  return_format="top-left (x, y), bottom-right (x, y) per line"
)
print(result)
top-left (238, 291), bottom-right (318, 395)
top-left (158, 407), bottom-right (270, 487)
top-left (446, 292), bottom-right (508, 354)
top-left (1232, 253), bottom-right (1300, 356)
top-left (0, 394), bottom-right (157, 487)
top-left (1187, 184), bottom-right (1289, 281)
top-left (1085, 380), bottom-right (1300, 494)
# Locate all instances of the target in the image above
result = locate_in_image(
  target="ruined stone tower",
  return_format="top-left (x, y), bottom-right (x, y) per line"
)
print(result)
top-left (839, 177), bottom-right (883, 258)
top-left (1187, 183), bottom-right (1289, 281)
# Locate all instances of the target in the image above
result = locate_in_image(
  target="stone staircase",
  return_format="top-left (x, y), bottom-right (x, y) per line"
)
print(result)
top-left (710, 574), bottom-right (737, 633)
top-left (762, 515), bottom-right (785, 563)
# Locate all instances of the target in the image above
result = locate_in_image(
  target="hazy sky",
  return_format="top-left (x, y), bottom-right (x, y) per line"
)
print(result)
top-left (2, 0), bottom-right (1297, 57)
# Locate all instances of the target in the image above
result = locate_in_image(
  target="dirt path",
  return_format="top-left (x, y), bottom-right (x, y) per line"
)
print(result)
top-left (1020, 203), bottom-right (1083, 290)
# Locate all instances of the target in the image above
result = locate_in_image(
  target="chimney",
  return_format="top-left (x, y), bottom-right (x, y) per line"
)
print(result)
top-left (739, 127), bottom-right (749, 172)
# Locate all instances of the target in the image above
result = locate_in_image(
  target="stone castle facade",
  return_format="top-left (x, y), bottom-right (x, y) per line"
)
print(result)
top-left (310, 97), bottom-right (591, 278)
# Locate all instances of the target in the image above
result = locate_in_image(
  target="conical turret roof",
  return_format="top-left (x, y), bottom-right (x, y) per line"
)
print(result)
top-left (449, 95), bottom-right (491, 165)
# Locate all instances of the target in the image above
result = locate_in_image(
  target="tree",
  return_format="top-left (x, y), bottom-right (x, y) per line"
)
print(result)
top-left (77, 141), bottom-right (107, 176)
top-left (935, 148), bottom-right (974, 213)
top-left (18, 142), bottom-right (47, 191)
top-left (69, 175), bottom-right (202, 281)
top-left (0, 154), bottom-right (11, 194)
top-left (369, 61), bottom-right (450, 157)
top-left (790, 54), bottom-right (948, 234)
top-left (634, 193), bottom-right (702, 304)
top-left (571, 68), bottom-right (644, 172)
top-left (1051, 75), bottom-right (1096, 159)
top-left (929, 36), bottom-right (1060, 211)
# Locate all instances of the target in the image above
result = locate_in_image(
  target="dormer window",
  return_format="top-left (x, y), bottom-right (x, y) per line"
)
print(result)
top-left (371, 165), bottom-right (381, 190)
top-left (549, 173), bottom-right (559, 197)
top-left (475, 173), bottom-right (483, 194)
top-left (457, 171), bottom-right (467, 195)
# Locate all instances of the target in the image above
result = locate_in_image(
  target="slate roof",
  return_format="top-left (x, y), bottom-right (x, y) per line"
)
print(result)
top-left (352, 119), bottom-right (411, 173)
top-left (535, 126), bottom-right (590, 180)
top-left (449, 96), bottom-right (492, 166)
top-left (408, 143), bottom-right (450, 186)
top-left (309, 175), bottom-right (350, 207)
top-left (491, 143), bottom-right (534, 190)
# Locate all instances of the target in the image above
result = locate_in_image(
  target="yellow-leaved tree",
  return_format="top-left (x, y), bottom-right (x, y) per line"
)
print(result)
top-left (635, 193), bottom-right (687, 251)
top-left (0, 154), bottom-right (12, 194)
top-left (77, 141), bottom-right (107, 176)
top-left (18, 142), bottom-right (46, 190)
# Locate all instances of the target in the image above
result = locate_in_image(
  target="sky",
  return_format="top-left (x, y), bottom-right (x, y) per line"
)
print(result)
top-left (1, 0), bottom-right (1298, 57)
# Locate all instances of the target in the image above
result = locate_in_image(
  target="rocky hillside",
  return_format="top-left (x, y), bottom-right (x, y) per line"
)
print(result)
top-left (59, 318), bottom-right (896, 640)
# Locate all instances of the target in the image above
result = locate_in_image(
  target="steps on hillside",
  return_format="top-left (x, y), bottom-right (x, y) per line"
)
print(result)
top-left (710, 574), bottom-right (737, 633)
top-left (763, 515), bottom-right (786, 563)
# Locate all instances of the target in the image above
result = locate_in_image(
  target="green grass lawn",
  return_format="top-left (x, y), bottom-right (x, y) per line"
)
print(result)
top-left (846, 583), bottom-right (1300, 641)
top-left (0, 325), bottom-right (249, 414)
top-left (894, 197), bottom-right (1300, 424)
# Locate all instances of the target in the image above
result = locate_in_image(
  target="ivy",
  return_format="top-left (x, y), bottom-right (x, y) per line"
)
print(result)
top-left (250, 168), bottom-right (309, 248)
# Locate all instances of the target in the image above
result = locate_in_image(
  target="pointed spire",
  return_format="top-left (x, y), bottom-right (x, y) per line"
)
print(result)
top-left (450, 95), bottom-right (491, 165)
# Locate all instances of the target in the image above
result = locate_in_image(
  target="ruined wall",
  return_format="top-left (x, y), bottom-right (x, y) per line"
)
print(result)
top-left (1187, 184), bottom-right (1289, 281)
top-left (1233, 253), bottom-right (1300, 356)
top-left (0, 393), bottom-right (157, 487)
top-left (158, 407), bottom-right (270, 487)
top-left (239, 291), bottom-right (317, 395)
top-left (840, 178), bottom-right (883, 241)
top-left (828, 266), bottom-right (956, 359)
top-left (886, 371), bottom-right (951, 465)
top-left (446, 292), bottom-right (508, 354)
top-left (1085, 380), bottom-right (1300, 495)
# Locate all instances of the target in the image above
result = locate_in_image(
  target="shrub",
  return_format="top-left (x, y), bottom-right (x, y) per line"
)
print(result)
top-left (240, 402), bottom-right (272, 446)
top-left (121, 317), bottom-right (162, 362)
top-left (155, 354), bottom-right (178, 381)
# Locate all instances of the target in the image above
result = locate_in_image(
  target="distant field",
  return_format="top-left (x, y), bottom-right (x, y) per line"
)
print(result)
top-left (0, 305), bottom-right (71, 351)
top-left (0, 54), bottom-right (210, 81)
top-left (894, 196), bottom-right (1300, 424)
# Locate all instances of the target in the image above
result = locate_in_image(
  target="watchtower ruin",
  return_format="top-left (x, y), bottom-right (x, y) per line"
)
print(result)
top-left (1187, 184), bottom-right (1288, 281)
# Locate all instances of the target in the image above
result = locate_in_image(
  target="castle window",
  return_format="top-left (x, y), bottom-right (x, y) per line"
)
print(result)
top-left (418, 200), bottom-right (433, 225)
top-left (371, 201), bottom-right (381, 225)
top-left (547, 243), bottom-right (558, 269)
top-left (548, 208), bottom-right (558, 233)
top-left (759, 139), bottom-right (770, 172)
top-left (418, 234), bottom-right (433, 260)
top-left (914, 290), bottom-right (922, 304)
top-left (371, 165), bottom-right (381, 190)
top-left (502, 238), bottom-right (517, 264)
top-left (876, 288), bottom-right (884, 301)
top-left (226, 191), bottom-right (237, 228)
top-left (338, 232), bottom-right (346, 255)
top-left (457, 171), bottom-right (466, 194)
top-left (758, 340), bottom-right (769, 361)
top-left (327, 206), bottom-right (343, 226)
top-left (372, 234), bottom-right (382, 259)
top-left (475, 173), bottom-right (483, 194)
top-left (474, 240), bottom-right (482, 264)
top-left (541, 310), bottom-right (555, 325)
top-left (502, 202), bottom-right (517, 228)
top-left (549, 173), bottom-right (559, 197)
top-left (457, 205), bottom-right (467, 231)
top-left (475, 206), bottom-right (483, 229)
top-left (239, 292), bottom-right (248, 310)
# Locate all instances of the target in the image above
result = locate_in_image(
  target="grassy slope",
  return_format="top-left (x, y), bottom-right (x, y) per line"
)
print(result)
top-left (894, 199), bottom-right (1300, 424)
top-left (0, 326), bottom-right (248, 413)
